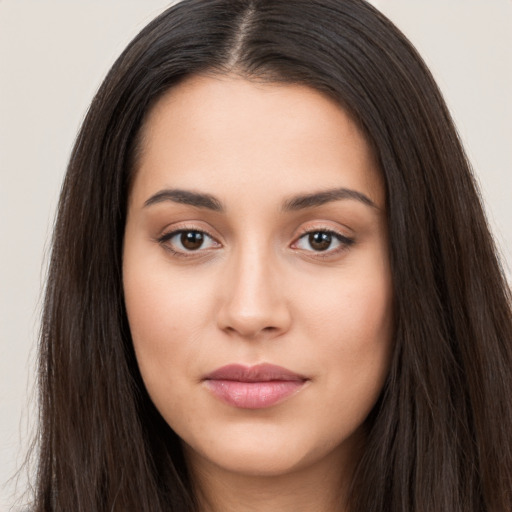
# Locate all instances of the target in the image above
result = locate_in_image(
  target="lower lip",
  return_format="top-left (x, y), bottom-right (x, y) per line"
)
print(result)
top-left (204, 379), bottom-right (306, 409)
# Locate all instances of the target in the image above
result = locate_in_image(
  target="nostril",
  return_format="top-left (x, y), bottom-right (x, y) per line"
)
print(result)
top-left (221, 323), bottom-right (283, 340)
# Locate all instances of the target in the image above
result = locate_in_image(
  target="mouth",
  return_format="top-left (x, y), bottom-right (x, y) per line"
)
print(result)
top-left (203, 363), bottom-right (309, 409)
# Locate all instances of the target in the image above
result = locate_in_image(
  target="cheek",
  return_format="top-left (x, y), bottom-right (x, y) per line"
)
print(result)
top-left (298, 258), bottom-right (393, 412)
top-left (123, 253), bottom-right (214, 396)
top-left (301, 256), bottom-right (393, 352)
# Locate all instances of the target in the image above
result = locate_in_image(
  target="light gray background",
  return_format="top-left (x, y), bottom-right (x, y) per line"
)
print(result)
top-left (1, 1), bottom-right (511, 509)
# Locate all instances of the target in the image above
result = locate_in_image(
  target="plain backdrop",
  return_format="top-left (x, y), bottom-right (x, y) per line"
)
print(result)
top-left (1, 1), bottom-right (511, 509)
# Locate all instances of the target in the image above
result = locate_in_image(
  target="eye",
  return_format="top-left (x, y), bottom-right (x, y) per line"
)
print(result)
top-left (158, 229), bottom-right (220, 255)
top-left (293, 229), bottom-right (354, 254)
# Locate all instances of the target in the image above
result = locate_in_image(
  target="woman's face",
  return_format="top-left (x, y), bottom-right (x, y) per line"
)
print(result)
top-left (123, 75), bottom-right (393, 478)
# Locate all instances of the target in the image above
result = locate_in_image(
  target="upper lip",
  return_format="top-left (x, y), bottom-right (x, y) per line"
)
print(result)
top-left (204, 363), bottom-right (308, 382)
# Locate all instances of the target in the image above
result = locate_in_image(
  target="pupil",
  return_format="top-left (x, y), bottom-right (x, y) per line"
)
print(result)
top-left (309, 232), bottom-right (331, 251)
top-left (181, 231), bottom-right (204, 250)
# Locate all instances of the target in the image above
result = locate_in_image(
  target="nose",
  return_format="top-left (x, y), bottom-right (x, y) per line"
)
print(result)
top-left (216, 245), bottom-right (292, 340)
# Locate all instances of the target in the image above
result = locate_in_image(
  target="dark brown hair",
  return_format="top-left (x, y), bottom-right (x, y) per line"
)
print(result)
top-left (34, 0), bottom-right (512, 510)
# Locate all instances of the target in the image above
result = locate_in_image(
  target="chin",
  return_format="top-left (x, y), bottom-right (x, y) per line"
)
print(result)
top-left (181, 420), bottom-right (358, 479)
top-left (185, 442), bottom-right (309, 477)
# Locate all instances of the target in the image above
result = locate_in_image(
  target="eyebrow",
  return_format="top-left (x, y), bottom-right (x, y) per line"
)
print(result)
top-left (282, 187), bottom-right (377, 211)
top-left (144, 189), bottom-right (224, 211)
top-left (143, 186), bottom-right (377, 212)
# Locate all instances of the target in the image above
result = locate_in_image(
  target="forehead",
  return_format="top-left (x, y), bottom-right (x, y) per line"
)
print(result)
top-left (131, 74), bottom-right (384, 210)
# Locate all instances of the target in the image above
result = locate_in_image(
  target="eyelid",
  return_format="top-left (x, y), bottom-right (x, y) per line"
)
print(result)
top-left (155, 221), bottom-right (354, 259)
top-left (290, 224), bottom-right (355, 258)
top-left (156, 223), bottom-right (222, 257)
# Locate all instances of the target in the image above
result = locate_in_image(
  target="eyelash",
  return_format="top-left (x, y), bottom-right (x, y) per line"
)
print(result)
top-left (157, 226), bottom-right (355, 259)
top-left (292, 228), bottom-right (355, 258)
top-left (157, 226), bottom-right (219, 258)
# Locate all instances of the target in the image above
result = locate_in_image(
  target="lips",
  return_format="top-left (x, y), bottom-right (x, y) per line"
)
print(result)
top-left (203, 364), bottom-right (308, 409)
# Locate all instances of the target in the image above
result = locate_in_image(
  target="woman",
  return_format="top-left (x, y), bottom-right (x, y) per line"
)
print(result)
top-left (34, 0), bottom-right (512, 510)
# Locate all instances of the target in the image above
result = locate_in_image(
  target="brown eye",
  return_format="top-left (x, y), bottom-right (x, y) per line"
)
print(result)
top-left (181, 231), bottom-right (204, 250)
top-left (308, 232), bottom-right (332, 251)
top-left (293, 229), bottom-right (354, 255)
top-left (158, 229), bottom-right (219, 255)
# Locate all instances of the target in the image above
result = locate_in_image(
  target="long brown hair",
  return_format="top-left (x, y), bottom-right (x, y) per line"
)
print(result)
top-left (34, 0), bottom-right (512, 510)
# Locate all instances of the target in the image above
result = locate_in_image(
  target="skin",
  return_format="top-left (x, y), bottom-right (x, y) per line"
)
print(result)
top-left (123, 75), bottom-right (394, 512)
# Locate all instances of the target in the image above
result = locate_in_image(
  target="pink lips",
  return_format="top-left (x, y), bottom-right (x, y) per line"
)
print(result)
top-left (203, 364), bottom-right (308, 409)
